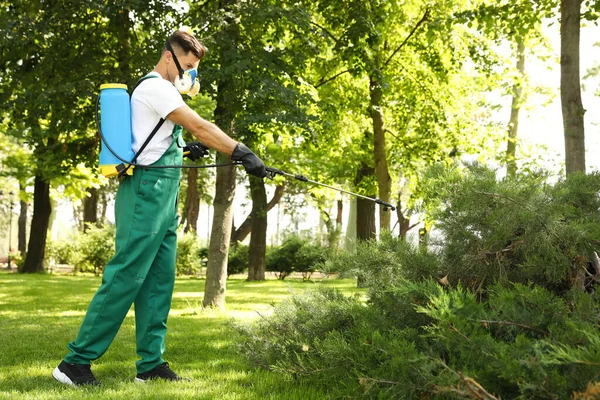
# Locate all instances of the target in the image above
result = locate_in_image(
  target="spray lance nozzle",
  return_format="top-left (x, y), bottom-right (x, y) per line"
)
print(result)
top-left (265, 167), bottom-right (396, 212)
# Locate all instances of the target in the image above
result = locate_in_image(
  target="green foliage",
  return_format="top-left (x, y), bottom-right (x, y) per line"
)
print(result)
top-left (234, 287), bottom-right (368, 372)
top-left (319, 231), bottom-right (441, 282)
top-left (0, 0), bottom-right (183, 272)
top-left (266, 235), bottom-right (328, 280)
top-left (228, 244), bottom-right (249, 277)
top-left (236, 279), bottom-right (600, 399)
top-left (237, 167), bottom-right (600, 398)
top-left (47, 224), bottom-right (115, 274)
top-left (77, 224), bottom-right (115, 274)
top-left (46, 239), bottom-right (76, 266)
top-left (0, 1), bottom-right (179, 178)
top-left (176, 232), bottom-right (202, 276)
top-left (420, 164), bottom-right (600, 293)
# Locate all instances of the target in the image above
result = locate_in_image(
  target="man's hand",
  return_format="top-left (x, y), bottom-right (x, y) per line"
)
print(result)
top-left (183, 142), bottom-right (209, 161)
top-left (231, 143), bottom-right (267, 178)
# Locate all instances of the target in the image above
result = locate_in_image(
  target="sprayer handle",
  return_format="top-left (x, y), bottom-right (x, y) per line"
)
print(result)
top-left (265, 166), bottom-right (283, 180)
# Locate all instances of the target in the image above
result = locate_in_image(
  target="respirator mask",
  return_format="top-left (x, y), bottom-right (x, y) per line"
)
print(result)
top-left (166, 42), bottom-right (200, 97)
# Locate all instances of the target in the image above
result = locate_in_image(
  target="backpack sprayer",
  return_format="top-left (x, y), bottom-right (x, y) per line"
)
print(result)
top-left (97, 82), bottom-right (237, 177)
top-left (97, 83), bottom-right (395, 211)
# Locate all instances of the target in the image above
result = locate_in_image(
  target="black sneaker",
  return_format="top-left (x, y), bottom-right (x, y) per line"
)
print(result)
top-left (52, 360), bottom-right (100, 386)
top-left (135, 362), bottom-right (189, 382)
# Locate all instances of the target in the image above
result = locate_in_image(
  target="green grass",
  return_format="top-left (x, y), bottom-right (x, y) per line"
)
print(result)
top-left (0, 272), bottom-right (362, 399)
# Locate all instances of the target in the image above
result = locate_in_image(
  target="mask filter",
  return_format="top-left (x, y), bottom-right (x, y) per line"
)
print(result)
top-left (174, 68), bottom-right (200, 96)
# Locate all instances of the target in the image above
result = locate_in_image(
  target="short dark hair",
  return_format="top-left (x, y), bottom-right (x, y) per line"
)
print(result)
top-left (165, 30), bottom-right (207, 60)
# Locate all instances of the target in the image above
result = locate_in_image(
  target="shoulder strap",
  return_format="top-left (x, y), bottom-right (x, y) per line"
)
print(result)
top-left (130, 74), bottom-right (158, 95)
top-left (119, 75), bottom-right (165, 177)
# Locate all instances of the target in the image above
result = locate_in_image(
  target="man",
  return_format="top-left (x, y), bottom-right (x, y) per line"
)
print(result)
top-left (53, 30), bottom-right (266, 386)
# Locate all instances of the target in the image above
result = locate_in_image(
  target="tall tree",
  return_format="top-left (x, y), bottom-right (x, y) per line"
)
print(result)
top-left (82, 187), bottom-right (99, 232)
top-left (182, 169), bottom-right (200, 233)
top-left (506, 38), bottom-right (527, 179)
top-left (456, 1), bottom-right (555, 176)
top-left (200, 0), bottom-right (242, 308)
top-left (189, 0), bottom-right (317, 288)
top-left (561, 0), bottom-right (585, 174)
top-left (247, 175), bottom-right (267, 280)
top-left (18, 183), bottom-right (28, 256)
top-left (309, 1), bottom-right (432, 232)
top-left (231, 185), bottom-right (284, 243)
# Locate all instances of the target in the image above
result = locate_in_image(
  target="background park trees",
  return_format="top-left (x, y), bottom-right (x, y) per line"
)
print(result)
top-left (0, 0), bottom-right (598, 307)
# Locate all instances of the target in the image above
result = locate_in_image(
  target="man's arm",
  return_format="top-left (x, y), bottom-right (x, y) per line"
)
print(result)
top-left (166, 104), bottom-right (267, 178)
top-left (166, 104), bottom-right (237, 155)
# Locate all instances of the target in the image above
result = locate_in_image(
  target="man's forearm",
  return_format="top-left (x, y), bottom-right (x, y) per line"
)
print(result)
top-left (167, 105), bottom-right (238, 156)
top-left (190, 118), bottom-right (238, 156)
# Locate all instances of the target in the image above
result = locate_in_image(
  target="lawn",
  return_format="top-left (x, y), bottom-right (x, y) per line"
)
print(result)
top-left (0, 272), bottom-right (362, 399)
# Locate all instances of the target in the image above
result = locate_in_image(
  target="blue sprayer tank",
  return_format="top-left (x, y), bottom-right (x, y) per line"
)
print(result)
top-left (99, 83), bottom-right (135, 177)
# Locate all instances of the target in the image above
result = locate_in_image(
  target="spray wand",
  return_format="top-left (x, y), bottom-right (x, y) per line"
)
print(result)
top-left (265, 167), bottom-right (396, 211)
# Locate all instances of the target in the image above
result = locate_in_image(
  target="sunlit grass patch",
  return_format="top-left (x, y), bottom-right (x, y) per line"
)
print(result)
top-left (0, 273), bottom-right (359, 399)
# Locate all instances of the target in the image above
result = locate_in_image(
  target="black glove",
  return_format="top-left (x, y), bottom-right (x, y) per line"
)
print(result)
top-left (183, 142), bottom-right (209, 161)
top-left (231, 143), bottom-right (267, 178)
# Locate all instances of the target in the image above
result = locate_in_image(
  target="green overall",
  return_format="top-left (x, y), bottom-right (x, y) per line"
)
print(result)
top-left (64, 123), bottom-right (183, 374)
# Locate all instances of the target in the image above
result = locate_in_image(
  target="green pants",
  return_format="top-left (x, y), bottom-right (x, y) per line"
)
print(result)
top-left (65, 128), bottom-right (183, 374)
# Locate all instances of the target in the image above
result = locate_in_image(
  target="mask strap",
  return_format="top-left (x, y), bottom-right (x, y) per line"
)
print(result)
top-left (166, 41), bottom-right (184, 79)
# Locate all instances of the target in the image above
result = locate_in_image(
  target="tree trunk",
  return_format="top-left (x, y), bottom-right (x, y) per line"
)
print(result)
top-left (232, 185), bottom-right (284, 243)
top-left (561, 0), bottom-right (586, 175)
top-left (18, 182), bottom-right (27, 256)
top-left (370, 76), bottom-right (391, 232)
top-left (397, 199), bottom-right (411, 240)
top-left (506, 38), bottom-right (526, 179)
top-left (203, 155), bottom-right (236, 309)
top-left (357, 197), bottom-right (376, 241)
top-left (247, 176), bottom-right (267, 281)
top-left (203, 12), bottom-right (239, 307)
top-left (83, 187), bottom-right (99, 232)
top-left (21, 176), bottom-right (51, 273)
top-left (328, 199), bottom-right (343, 248)
top-left (345, 198), bottom-right (357, 252)
top-left (336, 200), bottom-right (343, 228)
top-left (99, 190), bottom-right (108, 224)
top-left (184, 168), bottom-right (200, 233)
top-left (115, 6), bottom-right (131, 80)
top-left (355, 163), bottom-right (376, 241)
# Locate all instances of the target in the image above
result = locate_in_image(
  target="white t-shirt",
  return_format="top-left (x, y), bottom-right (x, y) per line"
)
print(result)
top-left (130, 72), bottom-right (186, 164)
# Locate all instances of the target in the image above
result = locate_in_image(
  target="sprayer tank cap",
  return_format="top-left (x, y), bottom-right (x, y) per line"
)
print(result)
top-left (100, 83), bottom-right (128, 90)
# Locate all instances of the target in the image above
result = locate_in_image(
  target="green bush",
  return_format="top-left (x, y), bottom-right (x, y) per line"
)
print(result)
top-left (236, 165), bottom-right (600, 399)
top-left (266, 235), bottom-right (328, 280)
top-left (236, 281), bottom-right (600, 399)
top-left (228, 244), bottom-right (248, 277)
top-left (176, 232), bottom-right (202, 276)
top-left (47, 226), bottom-right (204, 276)
top-left (46, 224), bottom-right (115, 274)
top-left (75, 224), bottom-right (115, 274)
top-left (420, 164), bottom-right (600, 293)
top-left (319, 231), bottom-right (441, 283)
top-left (46, 239), bottom-right (77, 265)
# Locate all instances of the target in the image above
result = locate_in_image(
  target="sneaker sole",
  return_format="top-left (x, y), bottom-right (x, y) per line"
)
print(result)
top-left (52, 366), bottom-right (75, 386)
top-left (134, 377), bottom-right (147, 383)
